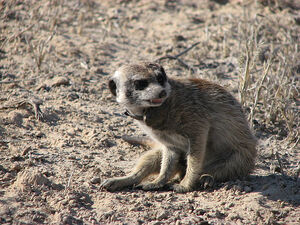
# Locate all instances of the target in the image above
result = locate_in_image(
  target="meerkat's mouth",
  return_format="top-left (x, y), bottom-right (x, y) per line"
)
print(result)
top-left (149, 98), bottom-right (164, 104)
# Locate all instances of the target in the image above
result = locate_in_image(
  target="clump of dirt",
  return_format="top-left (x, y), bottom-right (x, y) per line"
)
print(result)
top-left (0, 0), bottom-right (299, 224)
top-left (11, 168), bottom-right (52, 192)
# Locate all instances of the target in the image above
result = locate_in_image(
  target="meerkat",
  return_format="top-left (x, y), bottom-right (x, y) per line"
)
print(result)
top-left (100, 62), bottom-right (257, 193)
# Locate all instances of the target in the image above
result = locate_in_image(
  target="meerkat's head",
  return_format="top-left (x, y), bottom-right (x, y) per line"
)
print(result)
top-left (108, 62), bottom-right (171, 112)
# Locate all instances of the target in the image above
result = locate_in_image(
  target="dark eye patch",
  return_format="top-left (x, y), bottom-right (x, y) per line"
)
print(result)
top-left (156, 74), bottom-right (166, 86)
top-left (134, 79), bottom-right (149, 90)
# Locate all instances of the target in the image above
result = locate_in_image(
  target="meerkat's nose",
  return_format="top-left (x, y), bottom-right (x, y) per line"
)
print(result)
top-left (159, 90), bottom-right (167, 98)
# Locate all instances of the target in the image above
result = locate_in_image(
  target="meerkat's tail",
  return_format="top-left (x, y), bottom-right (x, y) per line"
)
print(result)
top-left (122, 135), bottom-right (158, 148)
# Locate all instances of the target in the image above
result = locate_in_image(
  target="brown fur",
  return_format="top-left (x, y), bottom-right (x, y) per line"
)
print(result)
top-left (101, 62), bottom-right (257, 192)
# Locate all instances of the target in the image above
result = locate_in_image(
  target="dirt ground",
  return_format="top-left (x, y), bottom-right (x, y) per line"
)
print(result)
top-left (0, 0), bottom-right (299, 224)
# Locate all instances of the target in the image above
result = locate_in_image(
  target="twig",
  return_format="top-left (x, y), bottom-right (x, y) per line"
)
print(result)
top-left (65, 170), bottom-right (75, 193)
top-left (240, 42), bottom-right (251, 106)
top-left (249, 58), bottom-right (271, 125)
top-left (156, 55), bottom-right (195, 72)
top-left (174, 41), bottom-right (200, 58)
top-left (0, 99), bottom-right (44, 120)
top-left (155, 42), bottom-right (201, 73)
top-left (288, 136), bottom-right (299, 151)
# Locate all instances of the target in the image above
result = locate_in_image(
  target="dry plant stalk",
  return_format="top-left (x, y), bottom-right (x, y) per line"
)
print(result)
top-left (239, 42), bottom-right (251, 106)
top-left (25, 32), bottom-right (55, 74)
top-left (249, 58), bottom-right (272, 125)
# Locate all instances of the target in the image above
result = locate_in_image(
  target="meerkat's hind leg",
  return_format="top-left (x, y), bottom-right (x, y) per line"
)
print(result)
top-left (100, 149), bottom-right (162, 192)
top-left (201, 145), bottom-right (256, 188)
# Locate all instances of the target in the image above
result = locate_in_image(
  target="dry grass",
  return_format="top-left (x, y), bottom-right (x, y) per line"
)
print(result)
top-left (237, 7), bottom-right (299, 143)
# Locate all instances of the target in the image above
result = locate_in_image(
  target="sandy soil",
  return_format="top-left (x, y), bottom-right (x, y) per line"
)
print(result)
top-left (0, 0), bottom-right (299, 224)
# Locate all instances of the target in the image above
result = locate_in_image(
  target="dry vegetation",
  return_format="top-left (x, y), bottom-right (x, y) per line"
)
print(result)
top-left (0, 0), bottom-right (299, 224)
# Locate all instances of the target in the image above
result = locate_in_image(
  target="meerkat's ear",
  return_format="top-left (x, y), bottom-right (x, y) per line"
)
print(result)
top-left (160, 65), bottom-right (167, 79)
top-left (108, 79), bottom-right (117, 96)
top-left (147, 63), bottom-right (167, 78)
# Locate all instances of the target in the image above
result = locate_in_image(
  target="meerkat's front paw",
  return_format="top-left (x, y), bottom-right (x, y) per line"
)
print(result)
top-left (100, 178), bottom-right (123, 192)
top-left (138, 182), bottom-right (164, 191)
top-left (199, 174), bottom-right (214, 189)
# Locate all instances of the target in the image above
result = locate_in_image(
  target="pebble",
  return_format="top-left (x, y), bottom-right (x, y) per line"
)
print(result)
top-left (51, 76), bottom-right (70, 87)
top-left (90, 177), bottom-right (101, 184)
top-left (157, 210), bottom-right (169, 220)
top-left (67, 93), bottom-right (79, 101)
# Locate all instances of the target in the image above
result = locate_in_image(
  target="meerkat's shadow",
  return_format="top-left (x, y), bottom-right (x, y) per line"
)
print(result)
top-left (105, 173), bottom-right (299, 208)
top-left (247, 174), bottom-right (299, 207)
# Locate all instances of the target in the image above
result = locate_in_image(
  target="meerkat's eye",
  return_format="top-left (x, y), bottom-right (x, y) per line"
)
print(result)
top-left (156, 74), bottom-right (166, 86)
top-left (134, 79), bottom-right (149, 90)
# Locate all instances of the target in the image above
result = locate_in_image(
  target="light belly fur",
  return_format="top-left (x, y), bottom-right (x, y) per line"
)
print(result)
top-left (138, 121), bottom-right (189, 152)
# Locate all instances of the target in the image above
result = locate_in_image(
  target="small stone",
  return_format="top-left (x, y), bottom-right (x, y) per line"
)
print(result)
top-left (192, 192), bottom-right (199, 197)
top-left (90, 177), bottom-right (101, 184)
top-left (51, 76), bottom-right (70, 87)
top-left (36, 83), bottom-right (50, 91)
top-left (69, 199), bottom-right (77, 206)
top-left (226, 202), bottom-right (235, 208)
top-left (67, 93), bottom-right (79, 101)
top-left (195, 208), bottom-right (206, 216)
top-left (157, 210), bottom-right (169, 220)
top-left (151, 221), bottom-right (164, 225)
top-left (36, 132), bottom-right (45, 138)
top-left (61, 199), bottom-right (68, 205)
top-left (136, 219), bottom-right (144, 225)
top-left (173, 35), bottom-right (186, 42)
top-left (215, 210), bottom-right (226, 219)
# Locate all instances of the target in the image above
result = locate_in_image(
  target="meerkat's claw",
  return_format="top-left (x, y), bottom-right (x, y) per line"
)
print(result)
top-left (100, 178), bottom-right (122, 192)
top-left (199, 174), bottom-right (214, 189)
